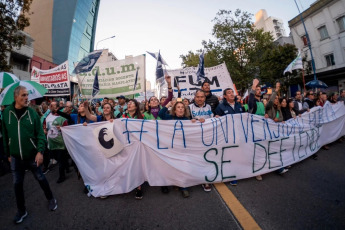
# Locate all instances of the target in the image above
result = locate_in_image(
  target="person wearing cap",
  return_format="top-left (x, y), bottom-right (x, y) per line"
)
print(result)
top-left (303, 91), bottom-right (315, 110)
top-left (115, 95), bottom-right (127, 118)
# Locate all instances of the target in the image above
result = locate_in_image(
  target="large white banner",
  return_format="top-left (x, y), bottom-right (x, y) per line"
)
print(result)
top-left (163, 63), bottom-right (235, 99)
top-left (77, 55), bottom-right (145, 98)
top-left (31, 61), bottom-right (70, 96)
top-left (62, 102), bottom-right (345, 197)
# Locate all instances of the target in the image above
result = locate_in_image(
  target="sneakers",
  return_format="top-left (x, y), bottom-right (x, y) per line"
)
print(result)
top-left (42, 168), bottom-right (50, 174)
top-left (202, 184), bottom-right (212, 192)
top-left (49, 198), bottom-right (58, 211)
top-left (135, 189), bottom-right (143, 200)
top-left (181, 189), bottom-right (190, 198)
top-left (14, 210), bottom-right (27, 224)
top-left (256, 175), bottom-right (263, 181)
top-left (230, 180), bottom-right (238, 186)
top-left (161, 186), bottom-right (170, 194)
top-left (278, 168), bottom-right (289, 175)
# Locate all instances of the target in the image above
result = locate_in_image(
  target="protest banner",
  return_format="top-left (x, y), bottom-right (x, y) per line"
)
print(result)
top-left (61, 102), bottom-right (345, 197)
top-left (31, 61), bottom-right (70, 96)
top-left (163, 63), bottom-right (235, 99)
top-left (77, 55), bottom-right (145, 98)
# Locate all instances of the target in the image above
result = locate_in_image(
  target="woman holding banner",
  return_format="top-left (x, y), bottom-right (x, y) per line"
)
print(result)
top-left (143, 76), bottom-right (173, 120)
top-left (121, 99), bottom-right (145, 199)
top-left (159, 100), bottom-right (191, 198)
top-left (265, 90), bottom-right (288, 175)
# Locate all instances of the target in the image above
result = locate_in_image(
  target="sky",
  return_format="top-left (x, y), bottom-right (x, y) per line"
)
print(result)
top-left (94, 0), bottom-right (317, 89)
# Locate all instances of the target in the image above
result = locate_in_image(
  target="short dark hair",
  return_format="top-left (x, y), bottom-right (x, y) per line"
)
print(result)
top-left (201, 81), bottom-right (210, 88)
top-left (306, 91), bottom-right (314, 96)
top-left (223, 88), bottom-right (233, 96)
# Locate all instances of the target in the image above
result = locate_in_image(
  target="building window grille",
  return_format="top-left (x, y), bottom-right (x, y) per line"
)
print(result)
top-left (325, 54), bottom-right (335, 67)
top-left (301, 35), bottom-right (308, 46)
top-left (318, 26), bottom-right (329, 40)
top-left (337, 16), bottom-right (345, 32)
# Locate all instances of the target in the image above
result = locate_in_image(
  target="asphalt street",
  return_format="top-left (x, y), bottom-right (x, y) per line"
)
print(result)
top-left (0, 141), bottom-right (344, 230)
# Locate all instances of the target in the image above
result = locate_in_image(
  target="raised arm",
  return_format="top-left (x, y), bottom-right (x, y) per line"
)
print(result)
top-left (161, 75), bottom-right (173, 107)
top-left (83, 101), bottom-right (98, 122)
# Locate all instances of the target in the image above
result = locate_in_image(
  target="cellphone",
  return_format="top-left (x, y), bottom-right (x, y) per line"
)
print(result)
top-left (177, 98), bottom-right (182, 102)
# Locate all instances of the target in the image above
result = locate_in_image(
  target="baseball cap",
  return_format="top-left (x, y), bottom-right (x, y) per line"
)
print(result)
top-left (116, 95), bottom-right (126, 100)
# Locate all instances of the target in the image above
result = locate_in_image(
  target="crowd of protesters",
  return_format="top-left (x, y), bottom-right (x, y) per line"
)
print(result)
top-left (0, 79), bottom-right (344, 224)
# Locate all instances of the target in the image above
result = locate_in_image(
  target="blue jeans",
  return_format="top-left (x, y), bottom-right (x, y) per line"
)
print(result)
top-left (11, 156), bottom-right (54, 212)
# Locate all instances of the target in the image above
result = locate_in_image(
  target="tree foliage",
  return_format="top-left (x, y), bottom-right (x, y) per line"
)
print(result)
top-left (0, 0), bottom-right (33, 71)
top-left (181, 9), bottom-right (299, 90)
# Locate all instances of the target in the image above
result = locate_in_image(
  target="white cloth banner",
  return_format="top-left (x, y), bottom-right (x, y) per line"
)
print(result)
top-left (62, 102), bottom-right (345, 197)
top-left (31, 61), bottom-right (70, 96)
top-left (77, 55), bottom-right (145, 98)
top-left (163, 63), bottom-right (235, 99)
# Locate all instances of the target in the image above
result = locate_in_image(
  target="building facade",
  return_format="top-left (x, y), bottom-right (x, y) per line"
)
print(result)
top-left (5, 31), bottom-right (34, 81)
top-left (254, 9), bottom-right (287, 41)
top-left (289, 0), bottom-right (345, 90)
top-left (25, 0), bottom-right (100, 73)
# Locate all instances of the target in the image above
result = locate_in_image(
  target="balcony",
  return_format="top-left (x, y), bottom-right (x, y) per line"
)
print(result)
top-left (12, 44), bottom-right (34, 59)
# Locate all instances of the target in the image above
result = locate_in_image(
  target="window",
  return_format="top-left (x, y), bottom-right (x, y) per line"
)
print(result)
top-left (325, 54), bottom-right (335, 66)
top-left (318, 26), bottom-right (329, 40)
top-left (301, 35), bottom-right (308, 46)
top-left (337, 16), bottom-right (345, 32)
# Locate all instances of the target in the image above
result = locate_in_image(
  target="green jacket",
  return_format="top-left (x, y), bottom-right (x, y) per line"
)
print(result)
top-left (143, 111), bottom-right (161, 120)
top-left (2, 104), bottom-right (46, 160)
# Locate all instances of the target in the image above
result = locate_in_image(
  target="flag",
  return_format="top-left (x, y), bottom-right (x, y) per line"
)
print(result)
top-left (174, 77), bottom-right (179, 87)
top-left (73, 50), bottom-right (103, 74)
top-left (92, 71), bottom-right (100, 98)
top-left (146, 51), bottom-right (168, 66)
top-left (283, 51), bottom-right (303, 75)
top-left (196, 51), bottom-right (205, 82)
top-left (156, 51), bottom-right (164, 81)
top-left (243, 89), bottom-right (249, 99)
top-left (133, 68), bottom-right (139, 91)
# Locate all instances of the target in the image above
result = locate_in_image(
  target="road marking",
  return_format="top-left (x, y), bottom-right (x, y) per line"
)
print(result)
top-left (214, 183), bottom-right (261, 230)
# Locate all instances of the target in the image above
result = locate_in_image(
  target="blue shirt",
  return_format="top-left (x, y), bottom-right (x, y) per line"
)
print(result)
top-left (70, 114), bottom-right (102, 124)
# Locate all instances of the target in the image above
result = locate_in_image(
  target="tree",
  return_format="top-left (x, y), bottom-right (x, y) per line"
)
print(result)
top-left (180, 49), bottom-right (219, 68)
top-left (181, 9), bottom-right (299, 91)
top-left (259, 43), bottom-right (298, 85)
top-left (0, 0), bottom-right (33, 71)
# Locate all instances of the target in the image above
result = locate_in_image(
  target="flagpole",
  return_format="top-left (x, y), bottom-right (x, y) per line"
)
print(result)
top-left (294, 0), bottom-right (317, 81)
top-left (144, 54), bottom-right (147, 101)
top-left (302, 69), bottom-right (306, 92)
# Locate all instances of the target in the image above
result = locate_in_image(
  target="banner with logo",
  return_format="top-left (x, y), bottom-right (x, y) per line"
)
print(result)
top-left (77, 55), bottom-right (145, 98)
top-left (161, 63), bottom-right (235, 99)
top-left (61, 102), bottom-right (345, 197)
top-left (31, 61), bottom-right (70, 96)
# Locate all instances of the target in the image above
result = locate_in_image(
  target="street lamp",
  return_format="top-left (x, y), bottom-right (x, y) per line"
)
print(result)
top-left (96, 35), bottom-right (116, 50)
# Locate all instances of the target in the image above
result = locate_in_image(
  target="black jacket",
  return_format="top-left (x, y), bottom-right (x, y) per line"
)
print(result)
top-left (205, 92), bottom-right (219, 114)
